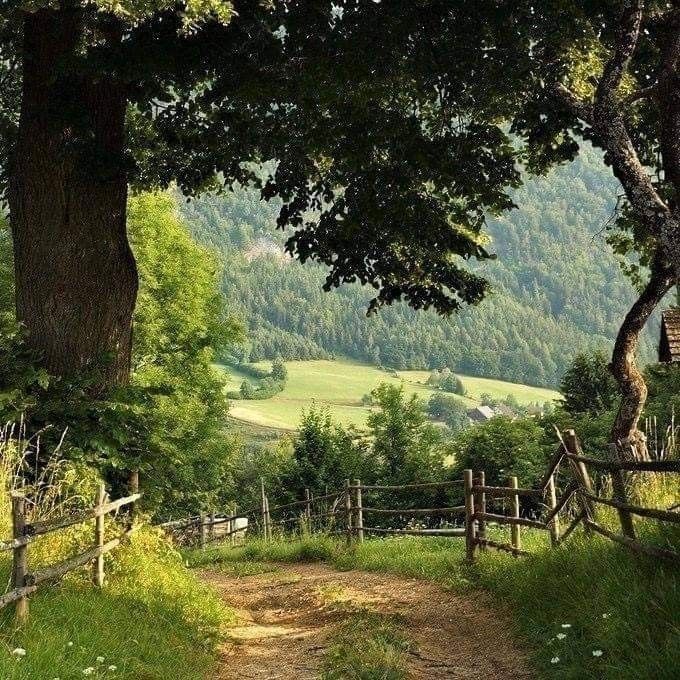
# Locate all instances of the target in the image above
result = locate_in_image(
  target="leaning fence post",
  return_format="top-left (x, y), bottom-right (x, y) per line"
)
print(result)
top-left (608, 443), bottom-right (637, 540)
top-left (264, 496), bottom-right (272, 541)
top-left (344, 479), bottom-right (353, 544)
top-left (128, 469), bottom-right (139, 528)
top-left (564, 429), bottom-right (596, 530)
top-left (305, 488), bottom-right (311, 534)
top-left (354, 479), bottom-right (364, 543)
top-left (463, 470), bottom-right (476, 562)
top-left (546, 473), bottom-right (561, 547)
top-left (11, 493), bottom-right (28, 623)
top-left (510, 476), bottom-right (521, 552)
top-left (474, 472), bottom-right (486, 550)
top-left (200, 513), bottom-right (207, 549)
top-left (93, 483), bottom-right (107, 587)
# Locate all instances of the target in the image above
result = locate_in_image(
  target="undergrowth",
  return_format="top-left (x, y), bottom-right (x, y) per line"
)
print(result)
top-left (0, 431), bottom-right (233, 680)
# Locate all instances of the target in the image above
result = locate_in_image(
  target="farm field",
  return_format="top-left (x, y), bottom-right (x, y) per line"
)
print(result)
top-left (219, 359), bottom-right (561, 431)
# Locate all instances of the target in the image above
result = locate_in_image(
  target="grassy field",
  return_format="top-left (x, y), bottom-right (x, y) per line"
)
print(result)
top-left (220, 358), bottom-right (561, 431)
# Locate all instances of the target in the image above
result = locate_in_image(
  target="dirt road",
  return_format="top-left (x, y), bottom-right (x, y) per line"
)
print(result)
top-left (201, 562), bottom-right (534, 679)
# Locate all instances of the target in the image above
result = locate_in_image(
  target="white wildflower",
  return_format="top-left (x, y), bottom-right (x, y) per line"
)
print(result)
top-left (12, 648), bottom-right (26, 657)
top-left (97, 656), bottom-right (105, 663)
top-left (561, 623), bottom-right (572, 628)
top-left (556, 633), bottom-right (567, 640)
top-left (67, 642), bottom-right (74, 647)
top-left (82, 669), bottom-right (95, 676)
top-left (602, 613), bottom-right (609, 619)
top-left (592, 650), bottom-right (604, 657)
top-left (550, 657), bottom-right (560, 664)
top-left (108, 665), bottom-right (117, 672)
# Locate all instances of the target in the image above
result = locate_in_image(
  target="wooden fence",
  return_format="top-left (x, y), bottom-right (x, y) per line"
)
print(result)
top-left (0, 481), bottom-right (141, 622)
top-left (163, 429), bottom-right (680, 568)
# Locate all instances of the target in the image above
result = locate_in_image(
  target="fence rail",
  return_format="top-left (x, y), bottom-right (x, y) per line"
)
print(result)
top-left (161, 429), bottom-right (680, 569)
top-left (1, 478), bottom-right (140, 623)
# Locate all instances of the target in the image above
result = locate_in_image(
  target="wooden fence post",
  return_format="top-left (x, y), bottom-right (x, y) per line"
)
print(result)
top-left (93, 483), bottom-right (106, 587)
top-left (546, 473), bottom-right (560, 547)
top-left (344, 479), bottom-right (353, 545)
top-left (608, 443), bottom-right (637, 540)
top-left (264, 496), bottom-right (272, 540)
top-left (474, 472), bottom-right (486, 550)
top-left (354, 479), bottom-right (364, 543)
top-left (11, 493), bottom-right (28, 623)
top-left (510, 476), bottom-right (521, 552)
top-left (229, 505), bottom-right (235, 547)
top-left (463, 470), bottom-right (476, 562)
top-left (128, 469), bottom-right (139, 528)
top-left (305, 488), bottom-right (311, 534)
top-left (200, 513), bottom-right (207, 549)
top-left (260, 478), bottom-right (268, 541)
top-left (564, 429), bottom-right (597, 530)
top-left (210, 511), bottom-right (216, 543)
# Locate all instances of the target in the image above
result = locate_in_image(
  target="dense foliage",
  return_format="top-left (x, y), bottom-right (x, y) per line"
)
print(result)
top-left (183, 145), bottom-right (656, 388)
top-left (0, 194), bottom-right (240, 515)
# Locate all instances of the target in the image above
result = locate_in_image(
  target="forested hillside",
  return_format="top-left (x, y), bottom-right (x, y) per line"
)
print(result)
top-left (182, 144), bottom-right (651, 388)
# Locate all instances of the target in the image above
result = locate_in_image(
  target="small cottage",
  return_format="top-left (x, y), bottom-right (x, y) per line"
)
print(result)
top-left (659, 308), bottom-right (680, 363)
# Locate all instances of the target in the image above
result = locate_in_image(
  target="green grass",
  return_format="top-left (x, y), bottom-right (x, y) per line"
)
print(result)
top-left (322, 611), bottom-right (411, 680)
top-left (219, 358), bottom-right (561, 430)
top-left (0, 527), bottom-right (233, 680)
top-left (191, 527), bottom-right (680, 680)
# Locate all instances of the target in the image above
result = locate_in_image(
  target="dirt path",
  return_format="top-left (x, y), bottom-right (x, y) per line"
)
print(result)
top-left (201, 563), bottom-right (534, 680)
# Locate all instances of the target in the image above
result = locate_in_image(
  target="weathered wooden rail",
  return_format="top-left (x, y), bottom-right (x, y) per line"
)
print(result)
top-left (162, 428), bottom-right (679, 569)
top-left (0, 481), bottom-right (141, 622)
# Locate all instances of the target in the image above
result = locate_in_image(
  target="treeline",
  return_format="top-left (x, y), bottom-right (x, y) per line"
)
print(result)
top-left (235, 353), bottom-right (680, 518)
top-left (182, 143), bottom-right (656, 388)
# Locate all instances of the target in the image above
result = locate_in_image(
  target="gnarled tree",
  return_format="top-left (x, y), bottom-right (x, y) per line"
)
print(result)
top-left (512, 1), bottom-right (680, 455)
top-left (0, 1), bottom-right (676, 458)
top-left (0, 1), bottom-right (521, 397)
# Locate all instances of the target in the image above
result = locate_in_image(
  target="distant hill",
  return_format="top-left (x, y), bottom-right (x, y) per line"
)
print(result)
top-left (181, 143), bottom-right (654, 388)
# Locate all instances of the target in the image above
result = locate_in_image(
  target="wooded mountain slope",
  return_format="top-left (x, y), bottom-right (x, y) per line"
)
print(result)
top-left (182, 144), bottom-right (651, 388)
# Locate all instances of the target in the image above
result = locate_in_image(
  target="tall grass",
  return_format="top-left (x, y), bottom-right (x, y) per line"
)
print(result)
top-left (0, 426), bottom-right (233, 679)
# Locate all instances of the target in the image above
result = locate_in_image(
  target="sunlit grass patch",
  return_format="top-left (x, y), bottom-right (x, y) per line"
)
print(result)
top-left (322, 610), bottom-right (411, 680)
top-left (0, 527), bottom-right (234, 680)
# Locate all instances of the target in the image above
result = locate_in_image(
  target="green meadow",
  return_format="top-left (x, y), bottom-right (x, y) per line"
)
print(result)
top-left (220, 359), bottom-right (561, 431)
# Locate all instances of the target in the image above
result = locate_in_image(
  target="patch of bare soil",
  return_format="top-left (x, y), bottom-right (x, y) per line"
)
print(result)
top-left (201, 563), bottom-right (534, 680)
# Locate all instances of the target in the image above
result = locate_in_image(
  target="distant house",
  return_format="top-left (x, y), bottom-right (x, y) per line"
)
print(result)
top-left (659, 308), bottom-right (680, 363)
top-left (494, 403), bottom-right (517, 419)
top-left (467, 405), bottom-right (497, 423)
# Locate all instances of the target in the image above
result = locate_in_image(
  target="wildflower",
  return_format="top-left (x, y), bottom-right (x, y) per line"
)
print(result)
top-left (551, 657), bottom-right (560, 664)
top-left (592, 650), bottom-right (604, 657)
top-left (12, 648), bottom-right (26, 657)
top-left (82, 669), bottom-right (95, 676)
top-left (602, 613), bottom-right (609, 619)
top-left (67, 642), bottom-right (74, 647)
top-left (561, 623), bottom-right (572, 629)
top-left (108, 665), bottom-right (117, 672)
top-left (556, 633), bottom-right (567, 640)
top-left (97, 656), bottom-right (105, 663)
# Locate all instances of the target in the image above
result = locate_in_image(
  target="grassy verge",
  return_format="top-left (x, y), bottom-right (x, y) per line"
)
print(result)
top-left (188, 526), bottom-right (680, 680)
top-left (0, 527), bottom-right (234, 680)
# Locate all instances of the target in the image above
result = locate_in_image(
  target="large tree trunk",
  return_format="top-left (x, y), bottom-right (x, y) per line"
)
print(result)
top-left (7, 8), bottom-right (137, 391)
top-left (610, 260), bottom-right (674, 458)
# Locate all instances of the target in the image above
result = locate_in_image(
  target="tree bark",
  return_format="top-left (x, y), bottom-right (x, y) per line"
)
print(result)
top-left (610, 260), bottom-right (674, 459)
top-left (7, 8), bottom-right (137, 391)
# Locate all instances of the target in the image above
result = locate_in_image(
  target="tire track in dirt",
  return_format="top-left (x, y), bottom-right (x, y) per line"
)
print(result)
top-left (201, 562), bottom-right (535, 680)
